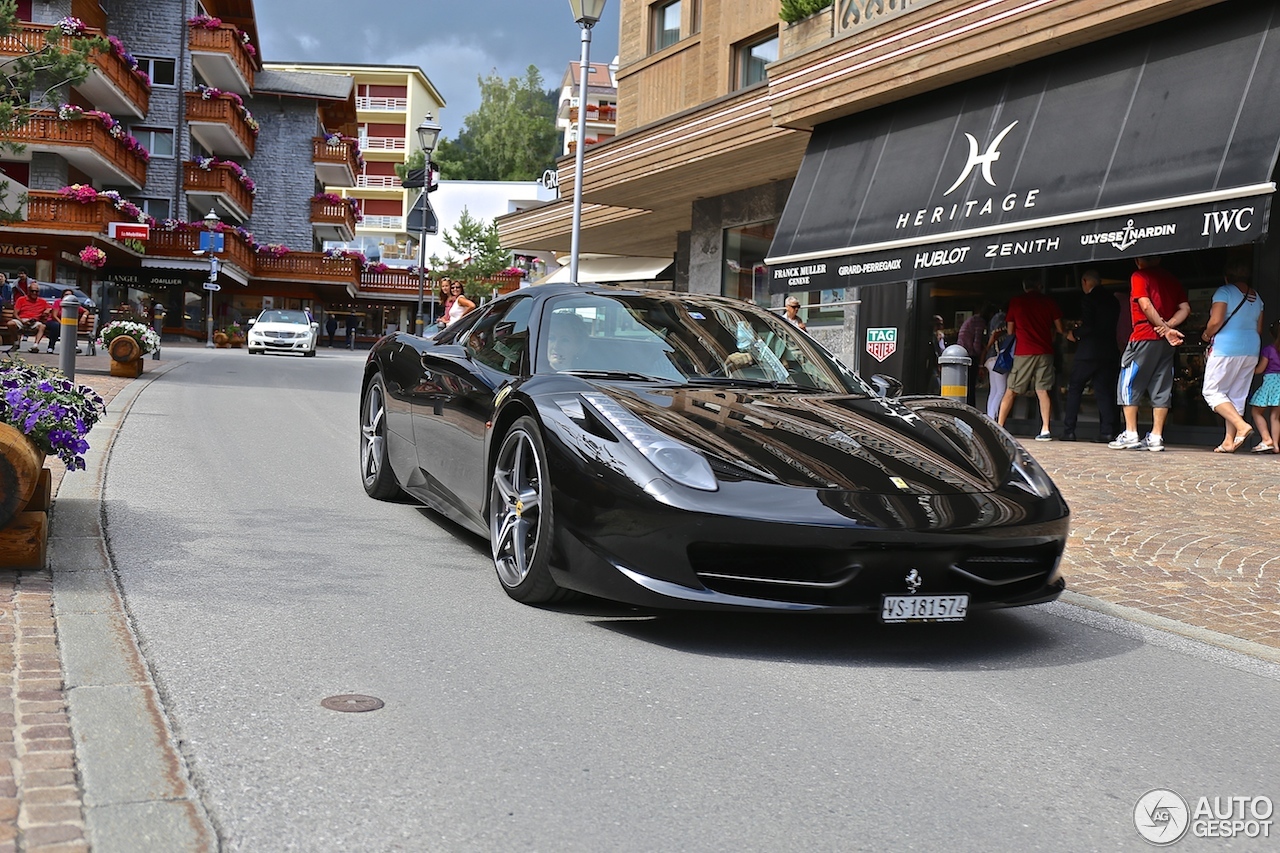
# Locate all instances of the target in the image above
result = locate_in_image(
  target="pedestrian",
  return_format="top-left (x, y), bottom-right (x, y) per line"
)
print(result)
top-left (14, 282), bottom-right (53, 352)
top-left (1110, 256), bottom-right (1190, 451)
top-left (998, 279), bottom-right (1063, 440)
top-left (345, 313), bottom-right (356, 349)
top-left (48, 288), bottom-right (90, 354)
top-left (444, 282), bottom-right (474, 326)
top-left (325, 314), bottom-right (338, 347)
top-left (783, 296), bottom-right (806, 330)
top-left (1062, 270), bottom-right (1121, 441)
top-left (981, 303), bottom-right (1008, 420)
top-left (13, 268), bottom-right (30, 300)
top-left (1248, 319), bottom-right (1280, 453)
top-left (0, 273), bottom-right (10, 308)
top-left (958, 303), bottom-right (996, 407)
top-left (1200, 261), bottom-right (1263, 452)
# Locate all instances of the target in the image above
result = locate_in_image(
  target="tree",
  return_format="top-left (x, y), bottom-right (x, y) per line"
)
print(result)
top-left (0, 2), bottom-right (101, 220)
top-left (393, 148), bottom-right (424, 182)
top-left (433, 66), bottom-right (558, 181)
top-left (429, 208), bottom-right (509, 298)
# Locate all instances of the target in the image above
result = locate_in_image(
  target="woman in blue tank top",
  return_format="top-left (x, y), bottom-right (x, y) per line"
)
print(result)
top-left (1200, 261), bottom-right (1264, 452)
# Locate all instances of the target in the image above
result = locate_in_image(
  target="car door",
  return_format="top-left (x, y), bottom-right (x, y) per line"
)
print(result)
top-left (412, 296), bottom-right (533, 520)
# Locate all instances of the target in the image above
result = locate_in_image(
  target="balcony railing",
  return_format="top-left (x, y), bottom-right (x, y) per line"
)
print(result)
top-left (312, 136), bottom-right (359, 186)
top-left (0, 23), bottom-right (150, 117)
top-left (355, 175), bottom-right (401, 189)
top-left (360, 215), bottom-right (404, 230)
top-left (256, 251), bottom-right (360, 284)
top-left (359, 136), bottom-right (406, 151)
top-left (147, 227), bottom-right (257, 275)
top-left (310, 197), bottom-right (358, 240)
top-left (5, 112), bottom-right (147, 187)
top-left (188, 24), bottom-right (255, 93)
top-left (184, 91), bottom-right (256, 157)
top-left (7, 190), bottom-right (133, 234)
top-left (183, 161), bottom-right (254, 220)
top-left (357, 270), bottom-right (524, 296)
top-left (356, 96), bottom-right (408, 112)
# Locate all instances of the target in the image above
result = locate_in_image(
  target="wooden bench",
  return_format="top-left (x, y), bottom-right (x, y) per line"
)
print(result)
top-left (0, 306), bottom-right (95, 355)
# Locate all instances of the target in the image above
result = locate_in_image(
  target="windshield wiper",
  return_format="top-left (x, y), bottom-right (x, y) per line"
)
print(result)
top-left (561, 369), bottom-right (668, 382)
top-left (686, 375), bottom-right (802, 389)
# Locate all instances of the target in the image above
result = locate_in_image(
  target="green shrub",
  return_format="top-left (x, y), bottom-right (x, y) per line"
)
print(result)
top-left (780, 0), bottom-right (833, 25)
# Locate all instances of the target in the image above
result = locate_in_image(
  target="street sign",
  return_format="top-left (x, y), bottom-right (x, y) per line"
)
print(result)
top-left (406, 194), bottom-right (438, 235)
top-left (401, 167), bottom-right (425, 189)
top-left (209, 257), bottom-right (220, 279)
top-left (202, 281), bottom-right (220, 291)
top-left (199, 231), bottom-right (225, 253)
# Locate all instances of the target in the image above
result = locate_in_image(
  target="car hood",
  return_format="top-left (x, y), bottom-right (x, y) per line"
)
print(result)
top-left (251, 322), bottom-right (312, 333)
top-left (601, 386), bottom-right (1017, 495)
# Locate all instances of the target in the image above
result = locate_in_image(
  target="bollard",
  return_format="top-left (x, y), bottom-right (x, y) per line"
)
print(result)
top-left (152, 304), bottom-right (165, 360)
top-left (58, 295), bottom-right (78, 381)
top-left (938, 343), bottom-right (971, 403)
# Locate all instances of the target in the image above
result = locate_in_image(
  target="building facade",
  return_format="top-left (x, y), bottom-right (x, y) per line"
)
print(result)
top-left (498, 0), bottom-right (1280, 444)
top-left (556, 60), bottom-right (618, 158)
top-left (0, 0), bottom-right (365, 340)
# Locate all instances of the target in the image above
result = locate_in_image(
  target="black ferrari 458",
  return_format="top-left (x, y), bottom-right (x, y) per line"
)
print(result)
top-left (359, 284), bottom-right (1068, 619)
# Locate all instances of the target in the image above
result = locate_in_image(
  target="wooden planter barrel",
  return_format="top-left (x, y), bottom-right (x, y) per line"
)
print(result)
top-left (0, 423), bottom-right (50, 569)
top-left (108, 335), bottom-right (145, 377)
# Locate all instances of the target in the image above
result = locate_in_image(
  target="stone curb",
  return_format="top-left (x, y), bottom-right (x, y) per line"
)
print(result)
top-left (48, 358), bottom-right (217, 853)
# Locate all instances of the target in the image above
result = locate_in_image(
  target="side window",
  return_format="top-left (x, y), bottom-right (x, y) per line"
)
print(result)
top-left (462, 297), bottom-right (532, 375)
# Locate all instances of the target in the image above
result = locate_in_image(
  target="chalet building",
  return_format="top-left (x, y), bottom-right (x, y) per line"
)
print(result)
top-left (556, 60), bottom-right (618, 158)
top-left (498, 0), bottom-right (1280, 443)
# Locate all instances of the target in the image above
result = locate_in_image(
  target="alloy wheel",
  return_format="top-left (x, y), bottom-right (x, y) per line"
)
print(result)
top-left (490, 427), bottom-right (545, 589)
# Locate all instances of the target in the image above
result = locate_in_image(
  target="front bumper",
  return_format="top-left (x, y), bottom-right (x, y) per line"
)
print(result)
top-left (250, 333), bottom-right (314, 352)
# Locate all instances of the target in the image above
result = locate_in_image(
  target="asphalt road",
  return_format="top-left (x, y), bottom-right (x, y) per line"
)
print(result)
top-left (103, 347), bottom-right (1280, 852)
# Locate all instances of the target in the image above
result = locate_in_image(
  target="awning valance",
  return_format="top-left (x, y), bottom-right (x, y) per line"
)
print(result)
top-left (542, 256), bottom-right (673, 284)
top-left (767, 0), bottom-right (1280, 292)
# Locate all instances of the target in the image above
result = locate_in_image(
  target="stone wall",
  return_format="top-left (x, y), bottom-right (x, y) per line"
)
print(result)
top-left (244, 96), bottom-right (322, 250)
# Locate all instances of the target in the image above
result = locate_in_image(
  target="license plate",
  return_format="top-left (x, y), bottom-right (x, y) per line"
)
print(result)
top-left (880, 594), bottom-right (969, 623)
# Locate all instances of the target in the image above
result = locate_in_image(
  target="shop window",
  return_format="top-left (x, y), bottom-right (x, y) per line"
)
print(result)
top-left (792, 290), bottom-right (845, 327)
top-left (735, 33), bottom-right (778, 89)
top-left (722, 221), bottom-right (774, 306)
top-left (652, 0), bottom-right (681, 52)
top-left (136, 57), bottom-right (176, 87)
top-left (133, 128), bottom-right (174, 159)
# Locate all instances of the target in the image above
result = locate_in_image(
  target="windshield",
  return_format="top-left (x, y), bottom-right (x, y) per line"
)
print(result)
top-left (257, 310), bottom-right (310, 325)
top-left (536, 292), bottom-right (867, 393)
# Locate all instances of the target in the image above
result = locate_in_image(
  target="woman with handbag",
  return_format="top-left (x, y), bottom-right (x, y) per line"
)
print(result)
top-left (980, 305), bottom-right (1009, 420)
top-left (1200, 261), bottom-right (1264, 452)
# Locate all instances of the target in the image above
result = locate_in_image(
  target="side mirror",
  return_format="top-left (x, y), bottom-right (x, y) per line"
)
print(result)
top-left (311, 322), bottom-right (319, 330)
top-left (246, 318), bottom-right (255, 326)
top-left (870, 374), bottom-right (903, 398)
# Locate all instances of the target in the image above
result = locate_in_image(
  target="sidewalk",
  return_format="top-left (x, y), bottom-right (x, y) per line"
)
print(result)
top-left (2, 348), bottom-right (1278, 850)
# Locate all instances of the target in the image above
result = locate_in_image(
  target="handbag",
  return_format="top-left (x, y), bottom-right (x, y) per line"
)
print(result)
top-left (992, 334), bottom-right (1016, 374)
top-left (1202, 287), bottom-right (1252, 355)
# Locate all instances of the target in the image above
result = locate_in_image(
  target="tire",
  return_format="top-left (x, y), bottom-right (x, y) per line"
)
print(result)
top-left (248, 348), bottom-right (260, 354)
top-left (489, 417), bottom-right (566, 604)
top-left (360, 374), bottom-right (402, 500)
top-left (304, 347), bottom-right (316, 357)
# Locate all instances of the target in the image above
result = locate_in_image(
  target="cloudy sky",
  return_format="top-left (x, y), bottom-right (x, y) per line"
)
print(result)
top-left (254, 1), bottom-right (621, 138)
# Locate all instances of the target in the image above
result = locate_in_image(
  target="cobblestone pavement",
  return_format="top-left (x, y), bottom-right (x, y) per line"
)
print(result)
top-left (3, 346), bottom-right (1278, 849)
top-left (1, 350), bottom-right (135, 853)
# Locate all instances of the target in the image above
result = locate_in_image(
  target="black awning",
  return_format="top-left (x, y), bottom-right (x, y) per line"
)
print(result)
top-left (767, 0), bottom-right (1280, 292)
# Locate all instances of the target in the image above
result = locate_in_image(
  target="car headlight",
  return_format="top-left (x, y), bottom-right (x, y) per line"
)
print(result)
top-left (1009, 445), bottom-right (1056, 498)
top-left (580, 392), bottom-right (718, 492)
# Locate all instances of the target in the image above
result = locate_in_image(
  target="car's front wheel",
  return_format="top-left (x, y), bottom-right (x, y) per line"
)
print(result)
top-left (360, 374), bottom-right (402, 500)
top-left (489, 417), bottom-right (565, 603)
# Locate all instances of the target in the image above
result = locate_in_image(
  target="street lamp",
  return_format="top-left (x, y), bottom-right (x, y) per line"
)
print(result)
top-left (414, 112), bottom-right (442, 335)
top-left (200, 208), bottom-right (221, 348)
top-left (567, 0), bottom-right (607, 285)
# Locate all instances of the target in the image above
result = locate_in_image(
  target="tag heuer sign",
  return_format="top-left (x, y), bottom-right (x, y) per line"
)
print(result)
top-left (866, 327), bottom-right (898, 362)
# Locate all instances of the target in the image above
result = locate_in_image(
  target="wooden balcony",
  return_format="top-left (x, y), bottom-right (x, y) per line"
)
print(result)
top-left (147, 227), bottom-right (257, 280)
top-left (256, 251), bottom-right (360, 285)
top-left (0, 23), bottom-right (149, 118)
top-left (356, 270), bottom-right (524, 297)
top-left (568, 105), bottom-right (617, 123)
top-left (4, 112), bottom-right (147, 188)
top-left (6, 190), bottom-right (133, 236)
top-left (188, 24), bottom-right (255, 94)
top-left (312, 136), bottom-right (359, 187)
top-left (185, 91), bottom-right (256, 158)
top-left (310, 197), bottom-right (357, 242)
top-left (183, 160), bottom-right (254, 221)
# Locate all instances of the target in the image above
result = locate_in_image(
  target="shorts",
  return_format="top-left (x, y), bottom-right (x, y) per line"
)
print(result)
top-left (1117, 339), bottom-right (1175, 408)
top-left (1201, 355), bottom-right (1256, 412)
top-left (1008, 353), bottom-right (1054, 394)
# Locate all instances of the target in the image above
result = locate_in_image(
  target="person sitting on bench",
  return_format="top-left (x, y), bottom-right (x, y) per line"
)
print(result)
top-left (13, 282), bottom-right (53, 352)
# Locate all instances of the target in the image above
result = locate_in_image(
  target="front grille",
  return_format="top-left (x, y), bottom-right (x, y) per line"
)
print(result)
top-left (687, 541), bottom-right (1062, 606)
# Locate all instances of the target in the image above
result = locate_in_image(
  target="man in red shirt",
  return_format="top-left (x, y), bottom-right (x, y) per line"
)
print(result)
top-left (1108, 256), bottom-right (1190, 451)
top-left (12, 281), bottom-right (53, 352)
top-left (997, 279), bottom-right (1064, 439)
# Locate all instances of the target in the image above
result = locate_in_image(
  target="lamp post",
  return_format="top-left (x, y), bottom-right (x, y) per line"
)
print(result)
top-left (567, 0), bottom-right (607, 285)
top-left (201, 208), bottom-right (220, 348)
top-left (414, 113), bottom-right (441, 335)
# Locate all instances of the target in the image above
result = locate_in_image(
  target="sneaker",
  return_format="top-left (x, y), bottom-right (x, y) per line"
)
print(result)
top-left (1108, 431), bottom-right (1142, 449)
top-left (1145, 433), bottom-right (1165, 452)
top-left (27, 346), bottom-right (38, 353)
top-left (1034, 431), bottom-right (1053, 441)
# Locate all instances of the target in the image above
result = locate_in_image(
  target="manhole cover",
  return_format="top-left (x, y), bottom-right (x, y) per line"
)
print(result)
top-left (321, 694), bottom-right (384, 713)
